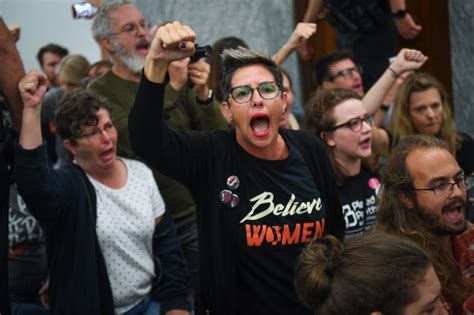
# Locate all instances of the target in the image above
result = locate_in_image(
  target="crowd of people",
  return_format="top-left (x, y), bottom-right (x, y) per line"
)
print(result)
top-left (1, 1), bottom-right (473, 315)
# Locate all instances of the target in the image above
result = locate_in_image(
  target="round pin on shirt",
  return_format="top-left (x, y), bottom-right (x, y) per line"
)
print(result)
top-left (368, 177), bottom-right (381, 190)
top-left (219, 189), bottom-right (239, 208)
top-left (220, 189), bottom-right (233, 205)
top-left (226, 175), bottom-right (240, 190)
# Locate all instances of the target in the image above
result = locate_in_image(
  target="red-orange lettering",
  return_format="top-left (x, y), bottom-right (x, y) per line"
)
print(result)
top-left (265, 226), bottom-right (275, 243)
top-left (271, 225), bottom-right (282, 245)
top-left (314, 219), bottom-right (325, 238)
top-left (245, 224), bottom-right (267, 247)
top-left (281, 224), bottom-right (301, 245)
top-left (301, 222), bottom-right (314, 243)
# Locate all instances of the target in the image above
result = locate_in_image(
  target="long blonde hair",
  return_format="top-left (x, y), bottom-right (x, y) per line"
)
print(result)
top-left (388, 72), bottom-right (461, 152)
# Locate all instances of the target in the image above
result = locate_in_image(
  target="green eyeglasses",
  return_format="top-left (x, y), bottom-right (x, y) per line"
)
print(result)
top-left (228, 81), bottom-right (280, 104)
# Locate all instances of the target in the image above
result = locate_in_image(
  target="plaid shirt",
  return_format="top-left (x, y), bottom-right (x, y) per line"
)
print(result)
top-left (452, 222), bottom-right (474, 313)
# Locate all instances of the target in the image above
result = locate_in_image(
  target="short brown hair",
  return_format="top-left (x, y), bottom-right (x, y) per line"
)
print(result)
top-left (313, 50), bottom-right (355, 86)
top-left (55, 89), bottom-right (110, 143)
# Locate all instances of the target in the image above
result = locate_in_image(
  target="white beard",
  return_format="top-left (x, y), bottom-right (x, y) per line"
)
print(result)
top-left (111, 40), bottom-right (144, 74)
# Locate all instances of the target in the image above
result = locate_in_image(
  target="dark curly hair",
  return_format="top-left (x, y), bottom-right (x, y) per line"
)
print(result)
top-left (55, 89), bottom-right (110, 144)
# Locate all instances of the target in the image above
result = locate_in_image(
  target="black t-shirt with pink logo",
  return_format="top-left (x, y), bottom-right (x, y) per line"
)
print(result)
top-left (237, 142), bottom-right (326, 315)
top-left (338, 167), bottom-right (380, 238)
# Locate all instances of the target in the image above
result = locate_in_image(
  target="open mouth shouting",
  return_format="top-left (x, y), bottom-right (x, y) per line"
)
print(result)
top-left (352, 83), bottom-right (364, 96)
top-left (250, 113), bottom-right (271, 138)
top-left (359, 136), bottom-right (372, 149)
top-left (100, 147), bottom-right (116, 164)
top-left (442, 200), bottom-right (465, 225)
top-left (136, 38), bottom-right (150, 56)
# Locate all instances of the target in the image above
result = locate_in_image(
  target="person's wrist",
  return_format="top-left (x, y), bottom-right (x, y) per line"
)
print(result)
top-left (196, 89), bottom-right (213, 105)
top-left (195, 86), bottom-right (209, 100)
top-left (285, 41), bottom-right (297, 51)
top-left (392, 9), bottom-right (407, 20)
top-left (387, 66), bottom-right (400, 79)
top-left (23, 106), bottom-right (42, 115)
top-left (144, 57), bottom-right (169, 83)
top-left (380, 104), bottom-right (391, 112)
top-left (169, 79), bottom-right (186, 92)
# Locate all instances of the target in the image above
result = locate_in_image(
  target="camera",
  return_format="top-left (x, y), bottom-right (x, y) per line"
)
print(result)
top-left (71, 2), bottom-right (98, 19)
top-left (190, 44), bottom-right (212, 63)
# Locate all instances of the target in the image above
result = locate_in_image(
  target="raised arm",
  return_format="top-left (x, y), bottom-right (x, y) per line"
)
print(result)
top-left (298, 0), bottom-right (323, 61)
top-left (144, 22), bottom-right (196, 84)
top-left (363, 48), bottom-right (427, 114)
top-left (18, 70), bottom-right (48, 149)
top-left (364, 49), bottom-right (427, 156)
top-left (272, 23), bottom-right (317, 66)
top-left (15, 70), bottom-right (69, 229)
top-left (0, 18), bottom-right (25, 130)
top-left (129, 22), bottom-right (198, 174)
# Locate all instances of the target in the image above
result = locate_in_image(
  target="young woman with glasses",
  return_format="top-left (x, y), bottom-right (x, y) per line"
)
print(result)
top-left (304, 88), bottom-right (381, 238)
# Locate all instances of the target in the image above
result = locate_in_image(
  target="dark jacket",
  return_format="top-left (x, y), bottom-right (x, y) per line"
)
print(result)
top-left (129, 75), bottom-right (344, 315)
top-left (14, 144), bottom-right (191, 315)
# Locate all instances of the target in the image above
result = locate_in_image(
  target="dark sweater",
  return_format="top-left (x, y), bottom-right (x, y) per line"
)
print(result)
top-left (129, 75), bottom-right (344, 315)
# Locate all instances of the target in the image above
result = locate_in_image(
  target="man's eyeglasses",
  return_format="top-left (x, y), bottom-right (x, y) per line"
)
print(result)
top-left (79, 122), bottom-right (116, 141)
top-left (326, 113), bottom-right (374, 132)
top-left (413, 175), bottom-right (473, 198)
top-left (328, 65), bottom-right (363, 81)
top-left (228, 81), bottom-right (280, 104)
top-left (110, 19), bottom-right (150, 37)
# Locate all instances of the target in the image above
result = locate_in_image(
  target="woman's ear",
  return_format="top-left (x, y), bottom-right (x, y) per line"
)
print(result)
top-left (321, 131), bottom-right (336, 148)
top-left (63, 139), bottom-right (77, 156)
top-left (220, 101), bottom-right (233, 124)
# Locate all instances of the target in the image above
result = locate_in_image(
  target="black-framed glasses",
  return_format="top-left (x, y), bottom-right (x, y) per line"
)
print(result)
top-left (110, 19), bottom-right (150, 37)
top-left (326, 113), bottom-right (374, 132)
top-left (328, 65), bottom-right (363, 81)
top-left (79, 122), bottom-right (116, 141)
top-left (228, 81), bottom-right (280, 104)
top-left (413, 175), bottom-right (473, 197)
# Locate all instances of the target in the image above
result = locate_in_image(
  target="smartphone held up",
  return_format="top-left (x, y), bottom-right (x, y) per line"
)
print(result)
top-left (71, 2), bottom-right (98, 19)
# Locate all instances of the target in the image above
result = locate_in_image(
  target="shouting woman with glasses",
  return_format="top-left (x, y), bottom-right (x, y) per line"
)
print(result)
top-left (15, 71), bottom-right (191, 315)
top-left (129, 22), bottom-right (344, 315)
top-left (304, 88), bottom-right (381, 238)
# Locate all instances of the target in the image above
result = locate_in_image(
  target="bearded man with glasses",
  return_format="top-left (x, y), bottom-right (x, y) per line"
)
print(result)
top-left (129, 22), bottom-right (345, 315)
top-left (376, 134), bottom-right (474, 315)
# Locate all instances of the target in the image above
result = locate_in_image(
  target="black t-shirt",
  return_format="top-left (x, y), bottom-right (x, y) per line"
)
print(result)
top-left (338, 168), bottom-right (380, 238)
top-left (236, 142), bottom-right (324, 315)
top-left (8, 183), bottom-right (47, 295)
top-left (456, 132), bottom-right (474, 176)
